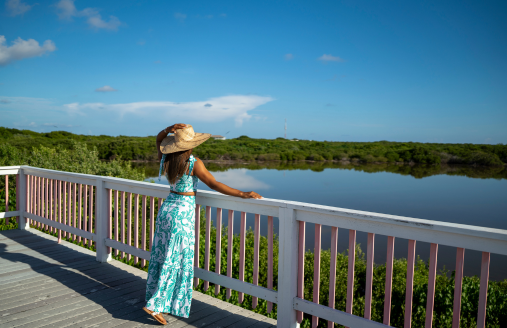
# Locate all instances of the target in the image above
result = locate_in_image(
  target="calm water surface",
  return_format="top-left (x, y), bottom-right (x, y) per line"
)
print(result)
top-left (137, 162), bottom-right (507, 280)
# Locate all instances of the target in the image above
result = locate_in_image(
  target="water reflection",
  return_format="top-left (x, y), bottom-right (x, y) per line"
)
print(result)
top-left (150, 167), bottom-right (270, 190)
top-left (133, 160), bottom-right (507, 180)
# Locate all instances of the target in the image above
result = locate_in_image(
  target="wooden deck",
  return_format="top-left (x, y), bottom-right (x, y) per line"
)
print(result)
top-left (0, 229), bottom-right (277, 328)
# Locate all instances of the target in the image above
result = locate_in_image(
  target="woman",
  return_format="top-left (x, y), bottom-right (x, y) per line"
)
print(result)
top-left (143, 123), bottom-right (262, 325)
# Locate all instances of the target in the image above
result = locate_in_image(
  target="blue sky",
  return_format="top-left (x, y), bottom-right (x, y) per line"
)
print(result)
top-left (1, 0), bottom-right (506, 143)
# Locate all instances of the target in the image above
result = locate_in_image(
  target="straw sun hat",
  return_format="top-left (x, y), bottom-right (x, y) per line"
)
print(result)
top-left (160, 124), bottom-right (211, 154)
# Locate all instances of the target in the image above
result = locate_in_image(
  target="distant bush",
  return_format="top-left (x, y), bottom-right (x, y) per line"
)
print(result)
top-left (1, 127), bottom-right (506, 166)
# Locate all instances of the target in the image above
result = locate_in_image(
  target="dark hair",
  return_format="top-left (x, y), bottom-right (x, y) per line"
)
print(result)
top-left (163, 149), bottom-right (193, 184)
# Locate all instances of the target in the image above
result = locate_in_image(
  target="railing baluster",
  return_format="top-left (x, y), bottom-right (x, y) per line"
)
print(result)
top-left (297, 220), bottom-right (306, 324)
top-left (328, 226), bottom-right (339, 328)
top-left (425, 243), bottom-right (438, 328)
top-left (405, 239), bottom-right (417, 328)
top-left (45, 177), bottom-right (49, 231)
top-left (63, 181), bottom-right (68, 237)
top-left (30, 175), bottom-right (34, 224)
top-left (384, 236), bottom-right (395, 326)
top-left (127, 192), bottom-right (132, 262)
top-left (68, 182), bottom-right (72, 236)
top-left (364, 233), bottom-right (375, 320)
top-left (58, 180), bottom-right (62, 243)
top-left (83, 185), bottom-right (88, 245)
top-left (37, 176), bottom-right (41, 228)
top-left (73, 182), bottom-right (77, 240)
top-left (194, 204), bottom-right (201, 287)
top-left (89, 185), bottom-right (93, 247)
top-left (477, 252), bottom-right (490, 328)
top-left (226, 209), bottom-right (234, 299)
top-left (452, 248), bottom-right (465, 328)
top-left (134, 193), bottom-right (139, 264)
top-left (346, 229), bottom-right (356, 327)
top-left (26, 175), bottom-right (30, 226)
top-left (141, 195), bottom-right (147, 267)
top-left (78, 184), bottom-right (82, 243)
top-left (50, 179), bottom-right (54, 234)
top-left (114, 190), bottom-right (119, 256)
top-left (267, 215), bottom-right (274, 313)
top-left (252, 213), bottom-right (261, 309)
top-left (215, 208), bottom-right (223, 295)
top-left (150, 196), bottom-right (155, 252)
top-left (107, 189), bottom-right (112, 253)
top-left (312, 223), bottom-right (322, 328)
top-left (204, 206), bottom-right (211, 292)
top-left (121, 191), bottom-right (126, 259)
top-left (238, 211), bottom-right (247, 303)
top-left (38, 176), bottom-right (42, 228)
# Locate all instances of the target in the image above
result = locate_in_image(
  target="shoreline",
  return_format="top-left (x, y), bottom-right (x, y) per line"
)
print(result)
top-left (130, 158), bottom-right (507, 167)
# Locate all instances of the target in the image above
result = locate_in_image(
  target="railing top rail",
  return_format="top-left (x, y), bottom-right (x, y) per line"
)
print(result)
top-left (287, 201), bottom-right (507, 241)
top-left (0, 166), bottom-right (22, 170)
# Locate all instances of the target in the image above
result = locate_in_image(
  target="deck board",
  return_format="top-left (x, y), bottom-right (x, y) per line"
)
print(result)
top-left (0, 229), bottom-right (278, 327)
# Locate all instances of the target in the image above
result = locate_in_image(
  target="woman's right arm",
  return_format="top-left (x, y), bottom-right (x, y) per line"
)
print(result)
top-left (155, 123), bottom-right (187, 160)
top-left (193, 158), bottom-right (262, 199)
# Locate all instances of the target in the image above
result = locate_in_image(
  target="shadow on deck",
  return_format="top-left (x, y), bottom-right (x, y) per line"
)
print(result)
top-left (0, 229), bottom-right (277, 328)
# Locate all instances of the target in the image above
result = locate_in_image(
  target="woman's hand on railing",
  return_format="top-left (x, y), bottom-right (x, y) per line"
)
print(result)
top-left (239, 191), bottom-right (262, 199)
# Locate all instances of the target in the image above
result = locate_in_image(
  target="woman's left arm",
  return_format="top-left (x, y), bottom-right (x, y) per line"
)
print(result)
top-left (156, 123), bottom-right (187, 160)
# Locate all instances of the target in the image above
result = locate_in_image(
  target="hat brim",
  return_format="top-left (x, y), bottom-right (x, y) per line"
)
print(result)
top-left (160, 132), bottom-right (211, 154)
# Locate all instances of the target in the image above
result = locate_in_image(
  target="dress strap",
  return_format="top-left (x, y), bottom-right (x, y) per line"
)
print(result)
top-left (187, 155), bottom-right (195, 175)
top-left (158, 154), bottom-right (166, 182)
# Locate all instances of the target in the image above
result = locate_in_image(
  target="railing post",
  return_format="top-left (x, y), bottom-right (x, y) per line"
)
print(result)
top-left (17, 168), bottom-right (29, 230)
top-left (95, 178), bottom-right (111, 262)
top-left (277, 205), bottom-right (300, 328)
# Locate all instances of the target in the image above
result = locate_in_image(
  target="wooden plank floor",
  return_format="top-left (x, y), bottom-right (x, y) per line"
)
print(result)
top-left (0, 229), bottom-right (277, 328)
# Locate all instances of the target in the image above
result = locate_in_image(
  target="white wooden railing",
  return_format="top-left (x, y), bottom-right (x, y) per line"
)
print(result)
top-left (1, 165), bottom-right (506, 328)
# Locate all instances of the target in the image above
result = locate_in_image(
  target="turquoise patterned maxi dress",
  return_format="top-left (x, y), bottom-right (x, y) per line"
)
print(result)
top-left (145, 155), bottom-right (198, 318)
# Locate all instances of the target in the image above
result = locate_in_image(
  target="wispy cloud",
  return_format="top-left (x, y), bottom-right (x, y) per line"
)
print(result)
top-left (5, 0), bottom-right (33, 16)
top-left (204, 169), bottom-right (270, 190)
top-left (1, 99), bottom-right (11, 104)
top-left (64, 95), bottom-right (274, 127)
top-left (56, 0), bottom-right (122, 31)
top-left (284, 53), bottom-right (293, 60)
top-left (95, 85), bottom-right (117, 92)
top-left (220, 13), bottom-right (227, 17)
top-left (318, 54), bottom-right (344, 62)
top-left (174, 12), bottom-right (186, 21)
top-left (0, 35), bottom-right (56, 66)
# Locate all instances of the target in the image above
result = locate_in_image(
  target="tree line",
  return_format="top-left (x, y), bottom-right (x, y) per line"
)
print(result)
top-left (1, 127), bottom-right (506, 166)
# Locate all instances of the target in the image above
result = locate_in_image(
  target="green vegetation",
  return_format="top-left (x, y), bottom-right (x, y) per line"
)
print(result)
top-left (2, 127), bottom-right (506, 166)
top-left (1, 135), bottom-right (507, 327)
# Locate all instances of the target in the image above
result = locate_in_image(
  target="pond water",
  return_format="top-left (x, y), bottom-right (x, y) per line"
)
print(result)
top-left (135, 161), bottom-right (507, 280)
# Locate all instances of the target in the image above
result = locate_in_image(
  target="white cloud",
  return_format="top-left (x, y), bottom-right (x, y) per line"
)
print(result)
top-left (154, 168), bottom-right (270, 190)
top-left (284, 53), bottom-right (293, 60)
top-left (318, 54), bottom-right (344, 62)
top-left (6, 0), bottom-right (32, 16)
top-left (56, 0), bottom-right (76, 19)
top-left (64, 95), bottom-right (274, 127)
top-left (56, 0), bottom-right (122, 31)
top-left (0, 35), bottom-right (56, 66)
top-left (174, 12), bottom-right (186, 21)
top-left (210, 169), bottom-right (270, 190)
top-left (95, 85), bottom-right (117, 92)
top-left (87, 14), bottom-right (121, 30)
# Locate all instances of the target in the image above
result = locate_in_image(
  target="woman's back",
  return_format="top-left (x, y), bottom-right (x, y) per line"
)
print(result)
top-left (167, 155), bottom-right (198, 193)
